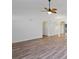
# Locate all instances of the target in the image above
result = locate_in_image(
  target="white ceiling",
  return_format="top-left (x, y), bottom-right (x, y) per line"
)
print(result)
top-left (12, 0), bottom-right (67, 16)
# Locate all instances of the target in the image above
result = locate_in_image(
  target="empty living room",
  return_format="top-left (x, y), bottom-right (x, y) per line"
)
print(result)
top-left (12, 0), bottom-right (67, 59)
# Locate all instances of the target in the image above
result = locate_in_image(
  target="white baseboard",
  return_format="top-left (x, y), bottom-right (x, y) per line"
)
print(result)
top-left (12, 35), bottom-right (42, 43)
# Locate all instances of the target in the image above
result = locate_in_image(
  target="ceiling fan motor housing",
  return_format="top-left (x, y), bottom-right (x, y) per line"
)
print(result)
top-left (49, 8), bottom-right (51, 11)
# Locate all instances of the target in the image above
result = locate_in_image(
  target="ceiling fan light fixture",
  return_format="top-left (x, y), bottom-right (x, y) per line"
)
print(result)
top-left (47, 11), bottom-right (52, 15)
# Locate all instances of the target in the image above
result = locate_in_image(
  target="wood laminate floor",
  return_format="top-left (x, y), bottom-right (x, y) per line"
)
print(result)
top-left (12, 34), bottom-right (67, 59)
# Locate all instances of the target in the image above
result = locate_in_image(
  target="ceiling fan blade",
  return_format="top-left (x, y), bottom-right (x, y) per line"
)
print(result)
top-left (52, 8), bottom-right (57, 10)
top-left (44, 8), bottom-right (49, 11)
top-left (51, 10), bottom-right (57, 13)
top-left (52, 11), bottom-right (57, 13)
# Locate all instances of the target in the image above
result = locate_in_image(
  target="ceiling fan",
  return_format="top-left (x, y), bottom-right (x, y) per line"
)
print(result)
top-left (43, 0), bottom-right (57, 14)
